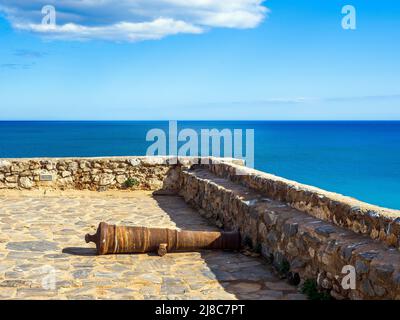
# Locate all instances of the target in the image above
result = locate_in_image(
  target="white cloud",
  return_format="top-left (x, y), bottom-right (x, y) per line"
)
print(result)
top-left (14, 18), bottom-right (203, 41)
top-left (0, 0), bottom-right (268, 41)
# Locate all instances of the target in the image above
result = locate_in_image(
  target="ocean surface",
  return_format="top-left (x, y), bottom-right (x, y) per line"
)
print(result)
top-left (0, 121), bottom-right (399, 210)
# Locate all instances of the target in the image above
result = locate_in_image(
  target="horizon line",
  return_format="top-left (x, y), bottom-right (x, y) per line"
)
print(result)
top-left (1, 119), bottom-right (400, 122)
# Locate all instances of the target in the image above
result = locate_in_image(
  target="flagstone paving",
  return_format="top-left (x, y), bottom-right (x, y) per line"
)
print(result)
top-left (0, 190), bottom-right (306, 300)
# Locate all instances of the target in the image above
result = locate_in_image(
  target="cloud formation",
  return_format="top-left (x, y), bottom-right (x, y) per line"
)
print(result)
top-left (0, 0), bottom-right (268, 41)
top-left (0, 63), bottom-right (35, 70)
top-left (229, 94), bottom-right (400, 106)
top-left (14, 49), bottom-right (46, 58)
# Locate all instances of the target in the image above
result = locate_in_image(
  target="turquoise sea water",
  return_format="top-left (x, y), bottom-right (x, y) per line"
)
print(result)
top-left (0, 121), bottom-right (399, 210)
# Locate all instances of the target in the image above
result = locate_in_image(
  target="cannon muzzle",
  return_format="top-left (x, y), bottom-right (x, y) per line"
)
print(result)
top-left (85, 222), bottom-right (241, 256)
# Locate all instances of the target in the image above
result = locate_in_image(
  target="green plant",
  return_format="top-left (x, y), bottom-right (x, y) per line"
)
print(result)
top-left (301, 279), bottom-right (332, 300)
top-left (123, 177), bottom-right (139, 189)
top-left (277, 259), bottom-right (290, 275)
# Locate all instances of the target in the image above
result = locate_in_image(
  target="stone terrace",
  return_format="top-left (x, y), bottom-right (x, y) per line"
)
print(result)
top-left (0, 190), bottom-right (305, 300)
top-left (1, 156), bottom-right (400, 300)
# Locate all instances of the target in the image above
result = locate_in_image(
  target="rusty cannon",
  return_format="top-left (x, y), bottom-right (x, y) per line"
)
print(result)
top-left (85, 222), bottom-right (241, 256)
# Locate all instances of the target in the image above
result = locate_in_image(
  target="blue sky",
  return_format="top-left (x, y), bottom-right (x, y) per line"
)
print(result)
top-left (0, 0), bottom-right (399, 120)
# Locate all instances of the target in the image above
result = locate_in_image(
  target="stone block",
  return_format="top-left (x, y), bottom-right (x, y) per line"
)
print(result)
top-left (19, 177), bottom-right (33, 189)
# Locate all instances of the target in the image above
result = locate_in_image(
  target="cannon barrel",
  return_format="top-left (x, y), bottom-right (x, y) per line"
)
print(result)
top-left (85, 222), bottom-right (241, 256)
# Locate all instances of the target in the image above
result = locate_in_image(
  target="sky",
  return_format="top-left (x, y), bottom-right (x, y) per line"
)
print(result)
top-left (0, 0), bottom-right (399, 120)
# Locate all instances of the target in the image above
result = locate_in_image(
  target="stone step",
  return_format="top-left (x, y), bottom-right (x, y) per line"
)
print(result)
top-left (179, 167), bottom-right (400, 300)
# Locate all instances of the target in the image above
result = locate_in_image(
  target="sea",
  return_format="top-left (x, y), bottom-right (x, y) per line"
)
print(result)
top-left (0, 121), bottom-right (399, 210)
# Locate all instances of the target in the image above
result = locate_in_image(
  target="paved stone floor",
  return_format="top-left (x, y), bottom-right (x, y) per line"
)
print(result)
top-left (0, 190), bottom-right (306, 300)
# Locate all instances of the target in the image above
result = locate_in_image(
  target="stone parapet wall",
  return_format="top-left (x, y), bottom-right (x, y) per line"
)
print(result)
top-left (179, 167), bottom-right (400, 300)
top-left (0, 156), bottom-right (242, 192)
top-left (0, 157), bottom-right (183, 191)
top-left (205, 162), bottom-right (400, 249)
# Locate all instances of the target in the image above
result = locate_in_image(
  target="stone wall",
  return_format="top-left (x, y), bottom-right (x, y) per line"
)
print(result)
top-left (205, 162), bottom-right (400, 249)
top-left (0, 157), bottom-right (184, 191)
top-left (0, 156), bottom-right (241, 192)
top-left (179, 165), bottom-right (400, 300)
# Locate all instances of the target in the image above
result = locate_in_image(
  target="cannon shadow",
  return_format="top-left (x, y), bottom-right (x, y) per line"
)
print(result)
top-left (62, 247), bottom-right (97, 256)
top-left (152, 194), bottom-right (218, 231)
